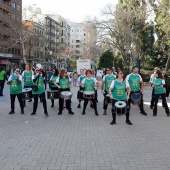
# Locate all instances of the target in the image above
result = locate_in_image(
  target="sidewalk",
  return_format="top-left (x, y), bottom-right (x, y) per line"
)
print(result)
top-left (0, 84), bottom-right (170, 170)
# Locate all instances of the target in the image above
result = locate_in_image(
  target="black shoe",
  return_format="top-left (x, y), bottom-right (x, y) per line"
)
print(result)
top-left (21, 110), bottom-right (24, 114)
top-left (103, 111), bottom-right (107, 115)
top-left (140, 111), bottom-right (147, 115)
top-left (150, 106), bottom-right (153, 109)
top-left (166, 113), bottom-right (169, 117)
top-left (95, 112), bottom-right (99, 116)
top-left (9, 110), bottom-right (15, 114)
top-left (110, 121), bottom-right (116, 125)
top-left (28, 99), bottom-right (32, 102)
top-left (44, 112), bottom-right (48, 116)
top-left (125, 120), bottom-right (132, 125)
top-left (51, 104), bottom-right (54, 108)
top-left (68, 111), bottom-right (74, 115)
top-left (58, 111), bottom-right (62, 115)
top-left (90, 104), bottom-right (94, 108)
top-left (153, 114), bottom-right (157, 116)
top-left (30, 112), bottom-right (36, 115)
top-left (82, 111), bottom-right (85, 115)
top-left (77, 104), bottom-right (81, 108)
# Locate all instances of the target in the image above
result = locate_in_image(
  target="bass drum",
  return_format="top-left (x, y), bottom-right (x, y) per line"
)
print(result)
top-left (47, 90), bottom-right (59, 99)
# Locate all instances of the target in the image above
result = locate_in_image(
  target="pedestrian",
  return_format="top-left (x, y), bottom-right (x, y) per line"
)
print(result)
top-left (0, 66), bottom-right (8, 96)
top-left (30, 67), bottom-right (48, 116)
top-left (126, 65), bottom-right (147, 115)
top-left (49, 68), bottom-right (59, 107)
top-left (7, 68), bottom-right (24, 114)
top-left (152, 70), bottom-right (169, 116)
top-left (54, 69), bottom-right (74, 115)
top-left (109, 70), bottom-right (132, 125)
top-left (73, 71), bottom-right (77, 86)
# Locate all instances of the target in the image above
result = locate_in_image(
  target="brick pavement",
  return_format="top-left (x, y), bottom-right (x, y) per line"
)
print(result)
top-left (0, 83), bottom-right (170, 170)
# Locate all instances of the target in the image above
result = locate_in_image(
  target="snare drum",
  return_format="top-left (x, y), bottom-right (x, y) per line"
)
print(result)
top-left (115, 101), bottom-right (126, 116)
top-left (105, 94), bottom-right (112, 105)
top-left (47, 90), bottom-right (59, 99)
top-left (131, 93), bottom-right (141, 105)
top-left (83, 91), bottom-right (95, 99)
top-left (22, 88), bottom-right (32, 100)
top-left (60, 91), bottom-right (73, 100)
top-left (77, 90), bottom-right (84, 100)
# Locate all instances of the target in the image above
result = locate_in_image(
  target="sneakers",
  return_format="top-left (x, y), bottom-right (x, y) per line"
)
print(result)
top-left (103, 110), bottom-right (107, 115)
top-left (21, 110), bottom-right (24, 114)
top-left (140, 111), bottom-right (147, 115)
top-left (95, 112), bottom-right (99, 116)
top-left (58, 111), bottom-right (62, 115)
top-left (82, 111), bottom-right (85, 115)
top-left (44, 112), bottom-right (49, 116)
top-left (167, 112), bottom-right (170, 117)
top-left (68, 111), bottom-right (74, 115)
top-left (125, 120), bottom-right (132, 125)
top-left (77, 104), bottom-right (81, 108)
top-left (30, 112), bottom-right (36, 115)
top-left (110, 121), bottom-right (116, 125)
top-left (153, 114), bottom-right (157, 116)
top-left (9, 110), bottom-right (15, 114)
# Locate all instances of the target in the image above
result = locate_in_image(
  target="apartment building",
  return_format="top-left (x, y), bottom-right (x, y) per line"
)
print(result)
top-left (0, 0), bottom-right (22, 69)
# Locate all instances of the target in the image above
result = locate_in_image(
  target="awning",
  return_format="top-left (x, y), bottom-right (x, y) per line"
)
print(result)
top-left (0, 60), bottom-right (11, 64)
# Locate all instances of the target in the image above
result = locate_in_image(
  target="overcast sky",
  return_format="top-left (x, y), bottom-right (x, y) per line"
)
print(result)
top-left (23, 0), bottom-right (118, 22)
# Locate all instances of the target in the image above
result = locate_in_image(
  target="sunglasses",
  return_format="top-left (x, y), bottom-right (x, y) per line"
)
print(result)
top-left (16, 70), bottom-right (20, 72)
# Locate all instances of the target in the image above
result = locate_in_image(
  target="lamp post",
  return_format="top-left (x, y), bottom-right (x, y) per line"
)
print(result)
top-left (127, 49), bottom-right (131, 73)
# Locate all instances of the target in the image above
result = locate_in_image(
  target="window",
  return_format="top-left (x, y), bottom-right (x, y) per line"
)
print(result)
top-left (12, 2), bottom-right (16, 9)
top-left (12, 14), bottom-right (15, 19)
top-left (18, 49), bottom-right (20, 55)
top-left (17, 5), bottom-right (20, 11)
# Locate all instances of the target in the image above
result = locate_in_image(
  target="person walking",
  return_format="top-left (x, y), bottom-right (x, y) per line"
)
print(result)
top-left (0, 66), bottom-right (8, 96)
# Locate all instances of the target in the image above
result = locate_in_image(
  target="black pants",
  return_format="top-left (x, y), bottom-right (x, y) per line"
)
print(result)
top-left (23, 85), bottom-right (33, 106)
top-left (150, 88), bottom-right (164, 107)
top-left (128, 91), bottom-right (145, 112)
top-left (111, 99), bottom-right (130, 121)
top-left (10, 93), bottom-right (24, 111)
top-left (78, 86), bottom-right (84, 103)
top-left (83, 98), bottom-right (97, 113)
top-left (59, 88), bottom-right (72, 112)
top-left (0, 81), bottom-right (5, 96)
top-left (33, 92), bottom-right (47, 113)
top-left (166, 86), bottom-right (170, 97)
top-left (103, 90), bottom-right (108, 110)
top-left (51, 87), bottom-right (58, 106)
top-left (153, 93), bottom-right (169, 115)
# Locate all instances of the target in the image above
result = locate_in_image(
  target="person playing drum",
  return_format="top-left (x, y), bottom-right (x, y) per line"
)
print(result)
top-left (49, 68), bottom-right (59, 108)
top-left (126, 66), bottom-right (147, 115)
top-left (152, 70), bottom-right (170, 116)
top-left (109, 70), bottom-right (132, 125)
top-left (22, 64), bottom-right (34, 105)
top-left (101, 68), bottom-right (115, 115)
top-left (31, 67), bottom-right (48, 116)
top-left (7, 68), bottom-right (24, 114)
top-left (54, 69), bottom-right (74, 115)
top-left (77, 69), bottom-right (86, 108)
top-left (81, 69), bottom-right (99, 116)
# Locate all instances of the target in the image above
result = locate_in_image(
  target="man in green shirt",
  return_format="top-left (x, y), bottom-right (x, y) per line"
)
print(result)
top-left (0, 66), bottom-right (8, 96)
top-left (126, 66), bottom-right (147, 115)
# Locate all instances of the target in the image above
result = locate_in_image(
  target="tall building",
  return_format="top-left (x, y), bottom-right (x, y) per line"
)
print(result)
top-left (0, 0), bottom-right (22, 69)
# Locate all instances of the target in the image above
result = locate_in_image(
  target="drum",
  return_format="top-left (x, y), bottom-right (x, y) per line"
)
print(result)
top-left (47, 90), bottom-right (59, 99)
top-left (77, 90), bottom-right (84, 100)
top-left (83, 91), bottom-right (95, 99)
top-left (106, 94), bottom-right (112, 105)
top-left (22, 88), bottom-right (32, 100)
top-left (60, 91), bottom-right (73, 100)
top-left (131, 93), bottom-right (141, 105)
top-left (115, 101), bottom-right (126, 116)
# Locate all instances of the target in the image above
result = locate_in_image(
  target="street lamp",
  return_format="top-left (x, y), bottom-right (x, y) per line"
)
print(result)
top-left (127, 49), bottom-right (131, 73)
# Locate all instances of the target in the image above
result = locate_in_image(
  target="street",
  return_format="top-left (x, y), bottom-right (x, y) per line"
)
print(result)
top-left (0, 81), bottom-right (170, 170)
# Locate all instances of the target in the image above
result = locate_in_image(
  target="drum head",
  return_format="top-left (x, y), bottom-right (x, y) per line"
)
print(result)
top-left (61, 91), bottom-right (72, 96)
top-left (84, 91), bottom-right (95, 95)
top-left (22, 88), bottom-right (32, 92)
top-left (47, 90), bottom-right (59, 93)
top-left (115, 101), bottom-right (126, 108)
top-left (131, 93), bottom-right (141, 100)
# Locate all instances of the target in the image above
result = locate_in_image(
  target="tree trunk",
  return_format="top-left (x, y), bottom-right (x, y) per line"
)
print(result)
top-left (165, 52), bottom-right (170, 71)
top-left (22, 43), bottom-right (27, 64)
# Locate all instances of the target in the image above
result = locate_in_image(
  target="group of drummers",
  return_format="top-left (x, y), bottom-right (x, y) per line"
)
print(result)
top-left (7, 63), bottom-right (170, 126)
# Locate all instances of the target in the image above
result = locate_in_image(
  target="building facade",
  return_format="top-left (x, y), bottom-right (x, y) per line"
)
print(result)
top-left (0, 0), bottom-right (22, 69)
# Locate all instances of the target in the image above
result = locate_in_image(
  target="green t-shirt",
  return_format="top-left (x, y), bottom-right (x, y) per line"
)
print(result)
top-left (112, 80), bottom-right (126, 100)
top-left (105, 75), bottom-right (115, 91)
top-left (32, 75), bottom-right (45, 95)
top-left (84, 78), bottom-right (95, 91)
top-left (24, 71), bottom-right (33, 86)
top-left (51, 75), bottom-right (58, 87)
top-left (59, 77), bottom-right (69, 89)
top-left (128, 74), bottom-right (141, 92)
top-left (79, 75), bottom-right (87, 83)
top-left (0, 70), bottom-right (6, 80)
top-left (10, 75), bottom-right (22, 94)
top-left (154, 78), bottom-right (165, 94)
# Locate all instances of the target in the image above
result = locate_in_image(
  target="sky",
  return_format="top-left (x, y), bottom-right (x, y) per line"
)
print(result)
top-left (23, 0), bottom-right (119, 22)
